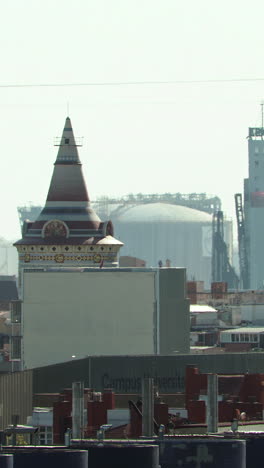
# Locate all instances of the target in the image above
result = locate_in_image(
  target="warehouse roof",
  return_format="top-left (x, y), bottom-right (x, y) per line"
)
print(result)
top-left (190, 305), bottom-right (217, 313)
top-left (221, 327), bottom-right (264, 334)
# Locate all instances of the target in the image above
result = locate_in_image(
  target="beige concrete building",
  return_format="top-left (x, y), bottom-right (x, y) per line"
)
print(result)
top-left (21, 267), bottom-right (189, 369)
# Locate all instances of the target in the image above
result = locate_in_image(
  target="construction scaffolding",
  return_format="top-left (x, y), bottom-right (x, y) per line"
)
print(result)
top-left (92, 193), bottom-right (221, 220)
top-left (17, 193), bottom-right (221, 230)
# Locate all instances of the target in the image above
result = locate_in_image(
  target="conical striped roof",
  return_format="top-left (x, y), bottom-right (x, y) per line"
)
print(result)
top-left (14, 118), bottom-right (123, 255)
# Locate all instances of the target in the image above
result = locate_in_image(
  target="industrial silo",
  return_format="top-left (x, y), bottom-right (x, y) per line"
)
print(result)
top-left (111, 202), bottom-right (213, 287)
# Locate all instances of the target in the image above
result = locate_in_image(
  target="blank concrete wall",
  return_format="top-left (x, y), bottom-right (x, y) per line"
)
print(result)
top-left (23, 270), bottom-right (156, 368)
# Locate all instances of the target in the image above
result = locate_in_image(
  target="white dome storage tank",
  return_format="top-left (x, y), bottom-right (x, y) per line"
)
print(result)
top-left (112, 203), bottom-right (213, 287)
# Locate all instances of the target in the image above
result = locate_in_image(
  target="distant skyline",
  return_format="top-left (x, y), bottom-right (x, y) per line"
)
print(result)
top-left (1, 0), bottom-right (264, 240)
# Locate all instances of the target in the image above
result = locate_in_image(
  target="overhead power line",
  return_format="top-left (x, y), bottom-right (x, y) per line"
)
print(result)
top-left (1, 77), bottom-right (264, 88)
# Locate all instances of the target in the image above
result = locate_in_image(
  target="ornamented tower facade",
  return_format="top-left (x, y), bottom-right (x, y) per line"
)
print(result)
top-left (14, 117), bottom-right (123, 278)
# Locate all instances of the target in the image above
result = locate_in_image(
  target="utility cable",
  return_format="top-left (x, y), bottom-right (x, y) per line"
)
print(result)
top-left (0, 77), bottom-right (264, 88)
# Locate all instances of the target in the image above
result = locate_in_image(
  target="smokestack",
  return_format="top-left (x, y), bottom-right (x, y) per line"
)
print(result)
top-left (206, 373), bottom-right (218, 433)
top-left (142, 378), bottom-right (154, 437)
top-left (72, 381), bottom-right (84, 439)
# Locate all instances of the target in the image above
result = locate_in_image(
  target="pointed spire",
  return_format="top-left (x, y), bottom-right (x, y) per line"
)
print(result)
top-left (46, 117), bottom-right (89, 202)
top-left (55, 117), bottom-right (81, 165)
top-left (14, 116), bottom-right (123, 268)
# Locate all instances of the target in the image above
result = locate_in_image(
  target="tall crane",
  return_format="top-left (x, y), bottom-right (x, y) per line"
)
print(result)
top-left (235, 193), bottom-right (250, 289)
top-left (212, 211), bottom-right (239, 289)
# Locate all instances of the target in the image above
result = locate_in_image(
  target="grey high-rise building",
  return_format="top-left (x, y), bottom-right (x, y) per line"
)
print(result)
top-left (244, 127), bottom-right (264, 289)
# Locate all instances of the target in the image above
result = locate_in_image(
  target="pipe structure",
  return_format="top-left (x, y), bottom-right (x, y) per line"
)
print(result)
top-left (206, 373), bottom-right (218, 433)
top-left (142, 378), bottom-right (154, 437)
top-left (72, 381), bottom-right (84, 439)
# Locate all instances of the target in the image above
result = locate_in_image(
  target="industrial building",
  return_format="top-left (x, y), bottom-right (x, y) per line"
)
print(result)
top-left (187, 280), bottom-right (264, 352)
top-left (18, 194), bottom-right (234, 289)
top-left (220, 327), bottom-right (264, 352)
top-left (20, 267), bottom-right (189, 368)
top-left (237, 124), bottom-right (264, 289)
top-left (112, 203), bottom-right (213, 285)
top-left (93, 194), bottom-right (235, 288)
top-left (3, 352), bottom-right (264, 431)
top-left (185, 365), bottom-right (264, 424)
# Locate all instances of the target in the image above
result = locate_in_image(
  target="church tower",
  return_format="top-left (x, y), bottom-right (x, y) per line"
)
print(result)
top-left (14, 117), bottom-right (123, 275)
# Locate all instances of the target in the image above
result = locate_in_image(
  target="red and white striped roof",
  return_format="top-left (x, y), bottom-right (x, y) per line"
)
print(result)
top-left (14, 117), bottom-right (123, 249)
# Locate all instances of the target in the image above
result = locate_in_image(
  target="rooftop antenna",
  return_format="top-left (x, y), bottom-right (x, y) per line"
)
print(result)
top-left (67, 101), bottom-right (70, 116)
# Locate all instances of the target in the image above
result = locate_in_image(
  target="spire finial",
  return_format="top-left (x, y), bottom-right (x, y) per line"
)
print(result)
top-left (53, 117), bottom-right (83, 164)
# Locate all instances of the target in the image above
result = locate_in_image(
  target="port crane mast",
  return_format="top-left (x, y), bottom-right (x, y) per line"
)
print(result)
top-left (235, 193), bottom-right (250, 289)
top-left (212, 211), bottom-right (239, 289)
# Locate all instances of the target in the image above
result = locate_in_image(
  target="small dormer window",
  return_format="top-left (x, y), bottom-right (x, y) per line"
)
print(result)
top-left (65, 138), bottom-right (70, 144)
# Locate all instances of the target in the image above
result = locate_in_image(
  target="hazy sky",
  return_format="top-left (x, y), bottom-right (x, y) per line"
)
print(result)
top-left (1, 0), bottom-right (264, 240)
